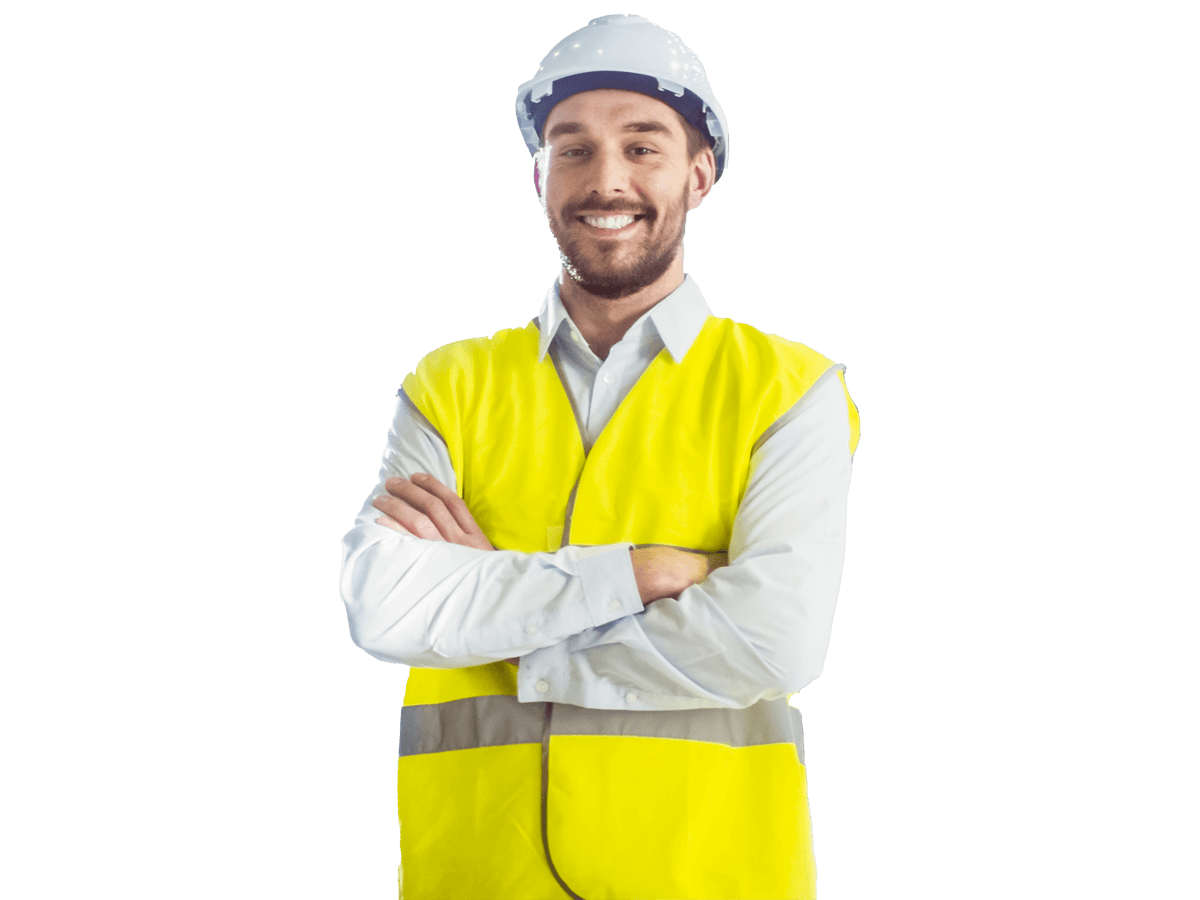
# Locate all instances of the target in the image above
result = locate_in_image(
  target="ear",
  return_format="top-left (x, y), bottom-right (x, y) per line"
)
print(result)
top-left (691, 147), bottom-right (715, 212)
top-left (534, 157), bottom-right (542, 198)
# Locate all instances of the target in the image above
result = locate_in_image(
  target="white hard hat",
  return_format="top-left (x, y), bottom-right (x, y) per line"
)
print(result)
top-left (515, 14), bottom-right (730, 180)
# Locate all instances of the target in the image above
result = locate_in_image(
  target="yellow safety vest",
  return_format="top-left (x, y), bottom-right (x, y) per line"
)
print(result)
top-left (399, 316), bottom-right (859, 900)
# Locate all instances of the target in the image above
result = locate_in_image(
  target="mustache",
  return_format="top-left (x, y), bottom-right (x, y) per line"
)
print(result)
top-left (560, 198), bottom-right (654, 219)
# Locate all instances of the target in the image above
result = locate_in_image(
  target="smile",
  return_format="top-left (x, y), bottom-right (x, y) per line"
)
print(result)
top-left (580, 214), bottom-right (642, 230)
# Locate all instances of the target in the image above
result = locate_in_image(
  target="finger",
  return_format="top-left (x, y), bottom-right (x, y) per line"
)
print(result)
top-left (374, 515), bottom-right (411, 534)
top-left (388, 475), bottom-right (472, 547)
top-left (410, 473), bottom-right (492, 545)
top-left (372, 491), bottom-right (444, 542)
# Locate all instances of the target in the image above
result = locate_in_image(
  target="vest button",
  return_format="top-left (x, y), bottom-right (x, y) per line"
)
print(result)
top-left (535, 680), bottom-right (550, 693)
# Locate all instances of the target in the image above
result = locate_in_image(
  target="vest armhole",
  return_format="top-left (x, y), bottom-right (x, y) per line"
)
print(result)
top-left (397, 386), bottom-right (448, 451)
top-left (750, 363), bottom-right (845, 456)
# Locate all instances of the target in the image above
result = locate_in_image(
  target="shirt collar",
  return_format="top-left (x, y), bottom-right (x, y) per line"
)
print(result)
top-left (536, 275), bottom-right (712, 362)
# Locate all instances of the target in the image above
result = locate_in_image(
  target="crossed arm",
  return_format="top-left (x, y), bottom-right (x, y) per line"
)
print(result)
top-left (371, 472), bottom-right (725, 606)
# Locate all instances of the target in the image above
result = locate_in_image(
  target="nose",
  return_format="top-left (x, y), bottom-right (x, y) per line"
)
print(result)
top-left (588, 144), bottom-right (631, 197)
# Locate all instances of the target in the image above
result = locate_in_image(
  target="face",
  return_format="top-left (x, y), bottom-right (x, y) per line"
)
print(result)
top-left (540, 90), bottom-right (712, 299)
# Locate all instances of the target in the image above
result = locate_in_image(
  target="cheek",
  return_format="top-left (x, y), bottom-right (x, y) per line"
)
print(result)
top-left (543, 174), bottom-right (575, 218)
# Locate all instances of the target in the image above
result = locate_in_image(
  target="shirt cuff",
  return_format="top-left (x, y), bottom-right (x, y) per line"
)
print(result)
top-left (575, 543), bottom-right (643, 628)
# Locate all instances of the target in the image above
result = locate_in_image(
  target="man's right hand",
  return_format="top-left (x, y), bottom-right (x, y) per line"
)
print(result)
top-left (372, 473), bottom-right (495, 551)
top-left (631, 547), bottom-right (728, 606)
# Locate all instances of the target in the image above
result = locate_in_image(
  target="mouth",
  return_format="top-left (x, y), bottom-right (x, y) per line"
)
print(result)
top-left (578, 213), bottom-right (645, 232)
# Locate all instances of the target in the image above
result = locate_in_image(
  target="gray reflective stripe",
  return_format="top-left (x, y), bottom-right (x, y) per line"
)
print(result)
top-left (541, 327), bottom-right (588, 551)
top-left (533, 315), bottom-right (591, 456)
top-left (401, 693), bottom-right (803, 763)
top-left (397, 387), bottom-right (448, 450)
top-left (559, 477), bottom-right (581, 548)
top-left (552, 698), bottom-right (791, 746)
top-left (547, 346), bottom-right (592, 455)
top-left (751, 362), bottom-right (845, 455)
top-left (399, 695), bottom-right (545, 756)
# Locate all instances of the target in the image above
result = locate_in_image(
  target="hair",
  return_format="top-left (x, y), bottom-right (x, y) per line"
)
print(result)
top-left (675, 110), bottom-right (709, 161)
top-left (537, 102), bottom-right (711, 161)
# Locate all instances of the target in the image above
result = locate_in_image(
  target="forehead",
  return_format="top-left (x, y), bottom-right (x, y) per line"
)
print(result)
top-left (543, 89), bottom-right (684, 140)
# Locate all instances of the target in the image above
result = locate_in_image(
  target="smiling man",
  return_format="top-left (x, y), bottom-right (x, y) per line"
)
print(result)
top-left (539, 86), bottom-right (713, 362)
top-left (340, 14), bottom-right (859, 900)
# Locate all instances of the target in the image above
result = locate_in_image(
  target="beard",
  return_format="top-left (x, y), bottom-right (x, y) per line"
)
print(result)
top-left (547, 189), bottom-right (688, 300)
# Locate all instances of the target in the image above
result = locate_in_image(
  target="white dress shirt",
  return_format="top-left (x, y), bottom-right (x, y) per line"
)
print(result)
top-left (340, 276), bottom-right (854, 710)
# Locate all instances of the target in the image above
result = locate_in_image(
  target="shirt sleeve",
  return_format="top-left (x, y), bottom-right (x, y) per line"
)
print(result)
top-left (339, 394), bottom-right (644, 669)
top-left (516, 368), bottom-right (855, 710)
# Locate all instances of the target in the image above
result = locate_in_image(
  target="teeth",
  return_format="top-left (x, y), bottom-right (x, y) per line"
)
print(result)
top-left (584, 215), bottom-right (636, 229)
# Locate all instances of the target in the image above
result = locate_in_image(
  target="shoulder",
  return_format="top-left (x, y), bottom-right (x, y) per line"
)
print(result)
top-left (411, 323), bottom-right (539, 381)
top-left (702, 317), bottom-right (837, 377)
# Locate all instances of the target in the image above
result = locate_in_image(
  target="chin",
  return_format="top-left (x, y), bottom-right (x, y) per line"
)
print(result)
top-left (572, 279), bottom-right (648, 301)
top-left (564, 255), bottom-right (679, 300)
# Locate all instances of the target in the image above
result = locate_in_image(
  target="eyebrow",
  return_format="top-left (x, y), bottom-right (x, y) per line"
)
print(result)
top-left (545, 119), bottom-right (674, 141)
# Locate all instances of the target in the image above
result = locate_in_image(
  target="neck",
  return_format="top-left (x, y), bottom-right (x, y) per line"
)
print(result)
top-left (558, 259), bottom-right (684, 360)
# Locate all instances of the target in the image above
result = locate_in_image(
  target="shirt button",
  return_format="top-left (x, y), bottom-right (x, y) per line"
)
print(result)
top-left (625, 692), bottom-right (638, 705)
top-left (602, 372), bottom-right (614, 384)
top-left (608, 600), bottom-right (621, 614)
top-left (535, 680), bottom-right (550, 694)
top-left (525, 623), bottom-right (538, 635)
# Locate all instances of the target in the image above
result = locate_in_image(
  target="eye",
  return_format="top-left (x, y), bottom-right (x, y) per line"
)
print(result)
top-left (559, 147), bottom-right (590, 158)
top-left (559, 147), bottom-right (657, 159)
top-left (631, 146), bottom-right (656, 156)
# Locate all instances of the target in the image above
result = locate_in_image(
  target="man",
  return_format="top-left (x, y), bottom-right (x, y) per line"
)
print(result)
top-left (340, 14), bottom-right (859, 899)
